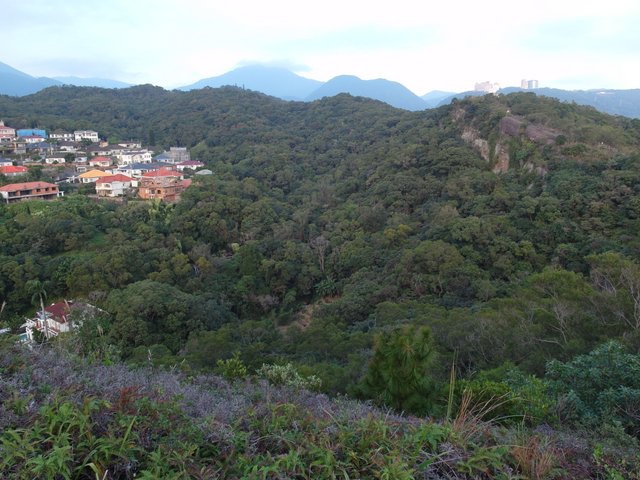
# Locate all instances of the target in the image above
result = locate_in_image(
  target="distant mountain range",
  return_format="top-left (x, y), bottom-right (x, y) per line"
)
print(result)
top-left (179, 64), bottom-right (322, 101)
top-left (437, 87), bottom-right (640, 119)
top-left (0, 61), bottom-right (132, 95)
top-left (0, 61), bottom-right (61, 96)
top-left (1, 60), bottom-right (640, 118)
top-left (421, 90), bottom-right (456, 108)
top-left (53, 76), bottom-right (132, 89)
top-left (304, 75), bottom-right (427, 111)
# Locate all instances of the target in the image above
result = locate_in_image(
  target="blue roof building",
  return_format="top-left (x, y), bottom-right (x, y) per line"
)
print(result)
top-left (17, 129), bottom-right (47, 139)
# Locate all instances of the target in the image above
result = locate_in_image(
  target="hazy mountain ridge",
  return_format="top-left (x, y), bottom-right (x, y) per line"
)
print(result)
top-left (421, 90), bottom-right (456, 108)
top-left (305, 75), bottom-right (428, 111)
top-left (53, 76), bottom-right (132, 89)
top-left (178, 64), bottom-right (323, 100)
top-left (2, 60), bottom-right (640, 117)
top-left (438, 88), bottom-right (640, 118)
top-left (0, 61), bottom-right (62, 96)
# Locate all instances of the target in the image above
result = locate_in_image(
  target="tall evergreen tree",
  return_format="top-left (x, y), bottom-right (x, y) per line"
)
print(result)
top-left (362, 325), bottom-right (439, 416)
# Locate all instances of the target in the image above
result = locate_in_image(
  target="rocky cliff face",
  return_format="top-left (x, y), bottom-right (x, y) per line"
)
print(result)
top-left (456, 107), bottom-right (560, 174)
top-left (460, 125), bottom-right (511, 173)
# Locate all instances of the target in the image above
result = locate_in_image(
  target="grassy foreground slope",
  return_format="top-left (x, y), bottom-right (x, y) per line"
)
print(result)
top-left (1, 338), bottom-right (638, 479)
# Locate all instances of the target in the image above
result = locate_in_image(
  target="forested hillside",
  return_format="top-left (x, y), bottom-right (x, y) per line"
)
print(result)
top-left (2, 87), bottom-right (640, 477)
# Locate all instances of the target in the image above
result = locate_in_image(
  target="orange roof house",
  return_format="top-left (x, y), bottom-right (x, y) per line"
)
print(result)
top-left (141, 168), bottom-right (182, 179)
top-left (0, 165), bottom-right (28, 177)
top-left (77, 169), bottom-right (111, 183)
top-left (138, 176), bottom-right (190, 202)
top-left (0, 181), bottom-right (63, 203)
top-left (88, 155), bottom-right (114, 167)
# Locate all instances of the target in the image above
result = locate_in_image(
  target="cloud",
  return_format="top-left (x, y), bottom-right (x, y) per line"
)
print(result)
top-left (521, 17), bottom-right (640, 54)
top-left (2, 0), bottom-right (640, 91)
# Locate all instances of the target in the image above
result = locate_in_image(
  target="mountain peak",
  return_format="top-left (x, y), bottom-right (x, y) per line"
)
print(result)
top-left (179, 64), bottom-right (322, 100)
top-left (0, 61), bottom-right (61, 96)
top-left (306, 75), bottom-right (427, 111)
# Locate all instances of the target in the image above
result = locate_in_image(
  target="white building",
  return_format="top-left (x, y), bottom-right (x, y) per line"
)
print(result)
top-left (95, 174), bottom-right (134, 197)
top-left (474, 81), bottom-right (500, 93)
top-left (74, 130), bottom-right (100, 143)
top-left (115, 149), bottom-right (153, 165)
top-left (45, 154), bottom-right (68, 164)
top-left (50, 131), bottom-right (75, 142)
top-left (22, 301), bottom-right (98, 341)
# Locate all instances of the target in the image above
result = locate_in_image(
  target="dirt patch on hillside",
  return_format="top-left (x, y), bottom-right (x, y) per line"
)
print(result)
top-left (524, 124), bottom-right (559, 144)
top-left (500, 115), bottom-right (559, 144)
top-left (500, 116), bottom-right (523, 136)
top-left (278, 296), bottom-right (339, 336)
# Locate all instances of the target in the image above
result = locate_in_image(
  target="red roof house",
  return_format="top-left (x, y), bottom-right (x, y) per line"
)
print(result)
top-left (142, 168), bottom-right (182, 179)
top-left (0, 181), bottom-right (63, 203)
top-left (0, 165), bottom-right (28, 177)
top-left (95, 174), bottom-right (134, 197)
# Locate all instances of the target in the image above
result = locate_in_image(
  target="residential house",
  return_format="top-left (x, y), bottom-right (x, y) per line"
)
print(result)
top-left (49, 130), bottom-right (74, 142)
top-left (74, 130), bottom-right (99, 143)
top-left (89, 155), bottom-right (113, 168)
top-left (17, 128), bottom-right (47, 139)
top-left (51, 168), bottom-right (76, 184)
top-left (0, 157), bottom-right (13, 166)
top-left (57, 141), bottom-right (79, 152)
top-left (45, 153), bottom-right (68, 164)
top-left (22, 135), bottom-right (47, 144)
top-left (12, 141), bottom-right (27, 155)
top-left (95, 174), bottom-right (134, 197)
top-left (0, 120), bottom-right (16, 137)
top-left (153, 146), bottom-right (190, 164)
top-left (114, 161), bottom-right (174, 178)
top-left (0, 165), bottom-right (28, 177)
top-left (0, 181), bottom-right (63, 203)
top-left (115, 149), bottom-right (153, 165)
top-left (0, 120), bottom-right (16, 144)
top-left (141, 168), bottom-right (183, 180)
top-left (118, 141), bottom-right (142, 149)
top-left (26, 142), bottom-right (54, 156)
top-left (139, 176), bottom-right (191, 202)
top-left (176, 160), bottom-right (205, 171)
top-left (86, 145), bottom-right (118, 156)
top-left (152, 152), bottom-right (172, 163)
top-left (77, 169), bottom-right (111, 183)
top-left (73, 157), bottom-right (89, 173)
top-left (22, 301), bottom-right (97, 341)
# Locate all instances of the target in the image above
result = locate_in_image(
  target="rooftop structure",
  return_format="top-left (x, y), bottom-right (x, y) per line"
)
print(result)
top-left (0, 181), bottom-right (63, 203)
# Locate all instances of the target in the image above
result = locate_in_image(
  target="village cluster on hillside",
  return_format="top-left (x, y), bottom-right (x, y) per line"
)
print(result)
top-left (0, 120), bottom-right (210, 204)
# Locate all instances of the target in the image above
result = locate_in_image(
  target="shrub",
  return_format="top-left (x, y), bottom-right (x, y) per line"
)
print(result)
top-left (217, 351), bottom-right (248, 381)
top-left (257, 362), bottom-right (322, 391)
top-left (546, 341), bottom-right (640, 435)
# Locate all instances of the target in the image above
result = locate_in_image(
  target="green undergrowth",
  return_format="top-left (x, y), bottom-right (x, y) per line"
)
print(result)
top-left (1, 339), bottom-right (639, 479)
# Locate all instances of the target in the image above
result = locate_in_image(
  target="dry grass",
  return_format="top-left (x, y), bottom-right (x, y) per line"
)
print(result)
top-left (511, 434), bottom-right (559, 480)
top-left (450, 389), bottom-right (513, 445)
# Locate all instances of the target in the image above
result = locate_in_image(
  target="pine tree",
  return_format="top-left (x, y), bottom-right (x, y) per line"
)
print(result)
top-left (362, 325), bottom-right (439, 416)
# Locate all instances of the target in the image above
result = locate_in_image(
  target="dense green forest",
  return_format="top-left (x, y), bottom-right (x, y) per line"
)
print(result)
top-left (2, 86), bottom-right (640, 477)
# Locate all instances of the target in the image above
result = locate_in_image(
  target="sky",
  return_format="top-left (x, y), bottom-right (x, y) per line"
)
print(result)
top-left (3, 0), bottom-right (640, 94)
